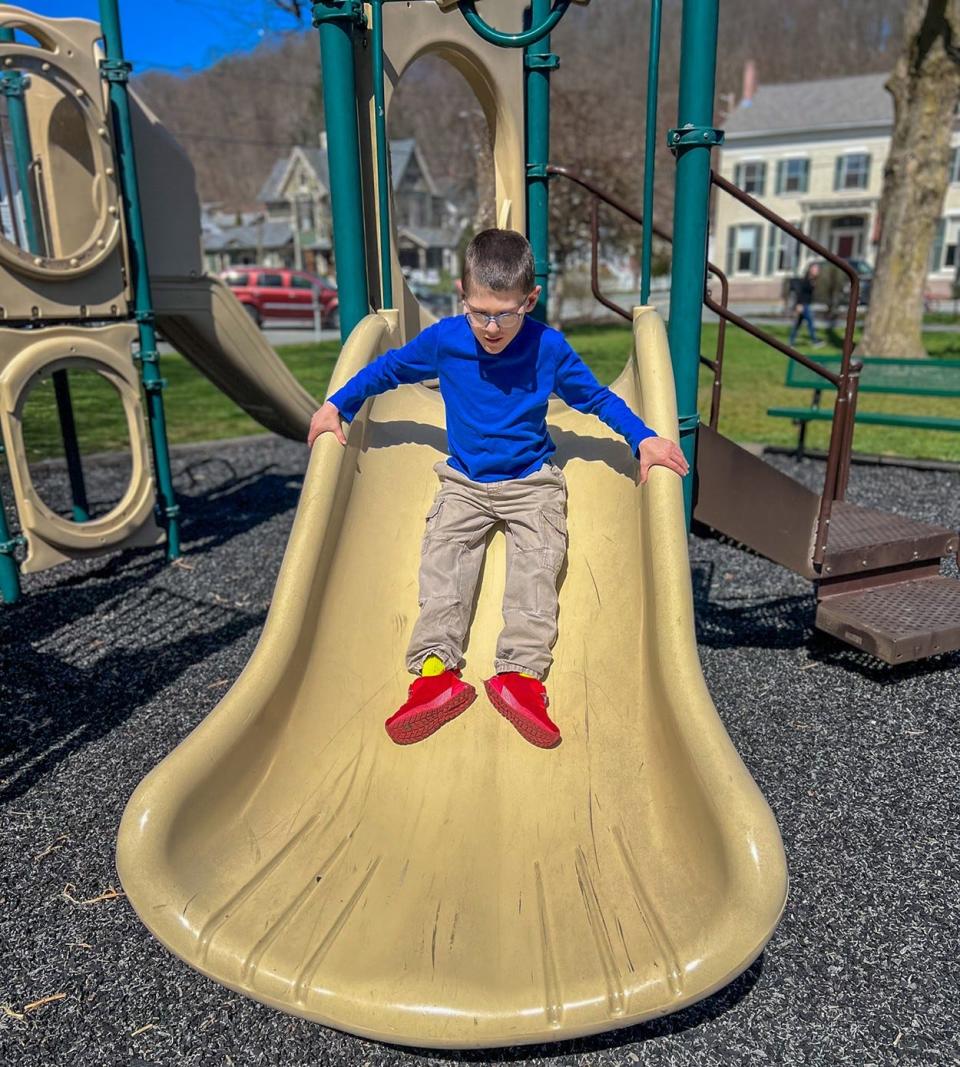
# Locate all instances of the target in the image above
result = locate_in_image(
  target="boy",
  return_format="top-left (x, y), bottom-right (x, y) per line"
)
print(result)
top-left (308, 229), bottom-right (688, 749)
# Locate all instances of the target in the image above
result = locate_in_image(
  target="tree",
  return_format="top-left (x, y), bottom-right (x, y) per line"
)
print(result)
top-left (857, 0), bottom-right (960, 359)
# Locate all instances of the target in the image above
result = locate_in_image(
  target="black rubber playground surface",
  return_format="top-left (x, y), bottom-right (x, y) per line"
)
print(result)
top-left (1, 435), bottom-right (958, 1066)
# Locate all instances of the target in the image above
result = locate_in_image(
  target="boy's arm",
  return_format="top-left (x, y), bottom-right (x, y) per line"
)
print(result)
top-left (326, 323), bottom-right (440, 422)
top-left (554, 342), bottom-right (657, 455)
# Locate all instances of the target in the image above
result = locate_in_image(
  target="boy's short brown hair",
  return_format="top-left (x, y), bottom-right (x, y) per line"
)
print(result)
top-left (462, 229), bottom-right (535, 295)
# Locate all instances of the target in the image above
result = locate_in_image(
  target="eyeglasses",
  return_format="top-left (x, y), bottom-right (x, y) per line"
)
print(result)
top-left (463, 300), bottom-right (529, 330)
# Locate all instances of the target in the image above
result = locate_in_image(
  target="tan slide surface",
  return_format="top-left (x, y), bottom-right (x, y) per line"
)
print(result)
top-left (116, 307), bottom-right (787, 1049)
top-left (152, 274), bottom-right (318, 441)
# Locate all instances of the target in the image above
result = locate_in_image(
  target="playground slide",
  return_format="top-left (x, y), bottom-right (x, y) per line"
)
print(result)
top-left (152, 274), bottom-right (318, 442)
top-left (116, 307), bottom-right (787, 1049)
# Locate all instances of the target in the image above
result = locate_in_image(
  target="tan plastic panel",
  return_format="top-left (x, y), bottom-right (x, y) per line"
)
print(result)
top-left (151, 275), bottom-right (318, 442)
top-left (131, 86), bottom-right (205, 281)
top-left (0, 323), bottom-right (161, 573)
top-left (0, 6), bottom-right (128, 319)
top-left (357, 0), bottom-right (527, 335)
top-left (116, 308), bottom-right (787, 1050)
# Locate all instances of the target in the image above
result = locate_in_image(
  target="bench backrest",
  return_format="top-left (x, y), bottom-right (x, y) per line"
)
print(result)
top-left (784, 355), bottom-right (960, 397)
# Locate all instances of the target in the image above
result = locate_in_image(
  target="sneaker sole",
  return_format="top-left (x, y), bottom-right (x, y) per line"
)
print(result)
top-left (484, 680), bottom-right (561, 749)
top-left (385, 687), bottom-right (477, 745)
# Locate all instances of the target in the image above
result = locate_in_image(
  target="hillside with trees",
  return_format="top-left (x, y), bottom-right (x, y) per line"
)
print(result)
top-left (133, 1), bottom-right (908, 244)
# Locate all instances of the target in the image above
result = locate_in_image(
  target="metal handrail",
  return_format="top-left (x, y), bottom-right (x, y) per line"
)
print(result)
top-left (458, 0), bottom-right (571, 48)
top-left (548, 162), bottom-right (865, 569)
top-left (709, 171), bottom-right (864, 559)
top-left (548, 163), bottom-right (728, 416)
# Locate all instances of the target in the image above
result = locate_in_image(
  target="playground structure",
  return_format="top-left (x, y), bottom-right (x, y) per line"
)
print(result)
top-left (0, 3), bottom-right (317, 591)
top-left (0, 0), bottom-right (954, 1051)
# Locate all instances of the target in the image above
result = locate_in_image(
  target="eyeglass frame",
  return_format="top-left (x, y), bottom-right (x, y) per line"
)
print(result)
top-left (462, 295), bottom-right (535, 330)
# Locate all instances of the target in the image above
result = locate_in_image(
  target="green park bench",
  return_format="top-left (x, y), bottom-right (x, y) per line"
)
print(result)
top-left (767, 355), bottom-right (960, 456)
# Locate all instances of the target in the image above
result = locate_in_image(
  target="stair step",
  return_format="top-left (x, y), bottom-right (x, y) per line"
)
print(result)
top-left (816, 576), bottom-right (960, 664)
top-left (822, 502), bottom-right (958, 577)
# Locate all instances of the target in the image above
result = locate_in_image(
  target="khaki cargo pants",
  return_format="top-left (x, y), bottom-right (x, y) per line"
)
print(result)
top-left (406, 459), bottom-right (568, 680)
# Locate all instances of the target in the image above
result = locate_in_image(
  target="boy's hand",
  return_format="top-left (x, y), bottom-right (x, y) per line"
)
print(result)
top-left (636, 436), bottom-right (689, 485)
top-left (307, 401), bottom-right (347, 447)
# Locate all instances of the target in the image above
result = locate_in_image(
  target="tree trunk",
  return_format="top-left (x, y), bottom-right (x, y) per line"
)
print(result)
top-left (857, 0), bottom-right (960, 358)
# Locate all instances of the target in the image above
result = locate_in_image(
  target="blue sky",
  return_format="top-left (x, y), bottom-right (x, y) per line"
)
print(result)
top-left (24, 1), bottom-right (306, 74)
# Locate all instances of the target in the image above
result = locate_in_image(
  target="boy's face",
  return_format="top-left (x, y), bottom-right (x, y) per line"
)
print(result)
top-left (457, 281), bottom-right (541, 354)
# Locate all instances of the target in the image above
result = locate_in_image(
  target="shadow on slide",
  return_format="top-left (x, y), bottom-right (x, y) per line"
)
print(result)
top-left (116, 307), bottom-right (788, 1049)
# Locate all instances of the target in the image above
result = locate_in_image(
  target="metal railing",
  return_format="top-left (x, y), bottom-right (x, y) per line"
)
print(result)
top-left (708, 171), bottom-right (863, 563)
top-left (547, 164), bottom-right (729, 427)
top-left (547, 163), bottom-right (865, 569)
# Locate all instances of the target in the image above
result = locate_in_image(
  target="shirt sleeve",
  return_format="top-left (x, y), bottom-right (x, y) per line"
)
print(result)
top-left (326, 323), bottom-right (440, 422)
top-left (553, 340), bottom-right (657, 454)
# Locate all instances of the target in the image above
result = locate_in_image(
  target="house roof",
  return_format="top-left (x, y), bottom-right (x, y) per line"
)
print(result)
top-left (257, 138), bottom-right (424, 202)
top-left (724, 73), bottom-right (891, 139)
top-left (397, 224), bottom-right (462, 249)
top-left (204, 219), bottom-right (293, 252)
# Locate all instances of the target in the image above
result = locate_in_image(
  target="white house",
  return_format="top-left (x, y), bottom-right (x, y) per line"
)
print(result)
top-left (714, 70), bottom-right (960, 301)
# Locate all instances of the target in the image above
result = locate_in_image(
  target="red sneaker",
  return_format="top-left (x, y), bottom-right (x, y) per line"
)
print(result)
top-left (484, 673), bottom-right (561, 748)
top-left (385, 670), bottom-right (477, 745)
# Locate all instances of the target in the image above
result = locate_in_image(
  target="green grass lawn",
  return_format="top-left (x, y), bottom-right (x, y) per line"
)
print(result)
top-left (12, 320), bottom-right (960, 465)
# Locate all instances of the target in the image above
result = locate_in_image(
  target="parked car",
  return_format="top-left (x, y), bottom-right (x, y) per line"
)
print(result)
top-left (220, 267), bottom-right (339, 330)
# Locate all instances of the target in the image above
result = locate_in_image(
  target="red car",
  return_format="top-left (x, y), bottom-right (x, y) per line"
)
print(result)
top-left (220, 267), bottom-right (339, 329)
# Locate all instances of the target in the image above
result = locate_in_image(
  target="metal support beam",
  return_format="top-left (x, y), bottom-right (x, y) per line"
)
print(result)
top-left (525, 0), bottom-right (556, 321)
top-left (640, 0), bottom-right (662, 305)
top-left (98, 0), bottom-right (181, 559)
top-left (0, 439), bottom-right (22, 604)
top-left (370, 0), bottom-right (393, 310)
top-left (312, 1), bottom-right (370, 341)
top-left (666, 0), bottom-right (721, 529)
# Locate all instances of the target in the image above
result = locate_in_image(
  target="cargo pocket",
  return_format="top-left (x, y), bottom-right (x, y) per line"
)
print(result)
top-left (419, 498), bottom-right (462, 604)
top-left (539, 507), bottom-right (567, 575)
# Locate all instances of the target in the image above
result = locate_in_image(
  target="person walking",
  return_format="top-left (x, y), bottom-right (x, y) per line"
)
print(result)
top-left (789, 262), bottom-right (825, 347)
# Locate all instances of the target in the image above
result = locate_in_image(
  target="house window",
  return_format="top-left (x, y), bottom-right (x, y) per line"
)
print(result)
top-left (726, 224), bottom-right (762, 275)
top-left (734, 161), bottom-right (766, 196)
top-left (834, 153), bottom-right (871, 191)
top-left (951, 146), bottom-right (960, 185)
top-left (765, 223), bottom-right (801, 274)
top-left (931, 218), bottom-right (960, 272)
top-left (775, 158), bottom-right (809, 195)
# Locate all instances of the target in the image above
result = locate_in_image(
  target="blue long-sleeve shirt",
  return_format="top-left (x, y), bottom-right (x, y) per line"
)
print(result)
top-left (327, 315), bottom-right (656, 482)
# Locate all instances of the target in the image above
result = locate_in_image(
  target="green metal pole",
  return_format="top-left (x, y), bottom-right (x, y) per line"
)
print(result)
top-left (0, 72), bottom-right (40, 253)
top-left (0, 31), bottom-right (23, 600)
top-left (52, 373), bottom-right (90, 521)
top-left (312, 1), bottom-right (370, 341)
top-left (370, 0), bottom-right (393, 310)
top-left (666, 0), bottom-right (721, 530)
top-left (525, 0), bottom-right (557, 322)
top-left (0, 34), bottom-right (90, 524)
top-left (640, 0), bottom-right (662, 305)
top-left (0, 439), bottom-right (22, 604)
top-left (98, 0), bottom-right (180, 559)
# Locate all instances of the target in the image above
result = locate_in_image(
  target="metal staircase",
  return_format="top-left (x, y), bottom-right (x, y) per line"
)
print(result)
top-left (549, 164), bottom-right (960, 664)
